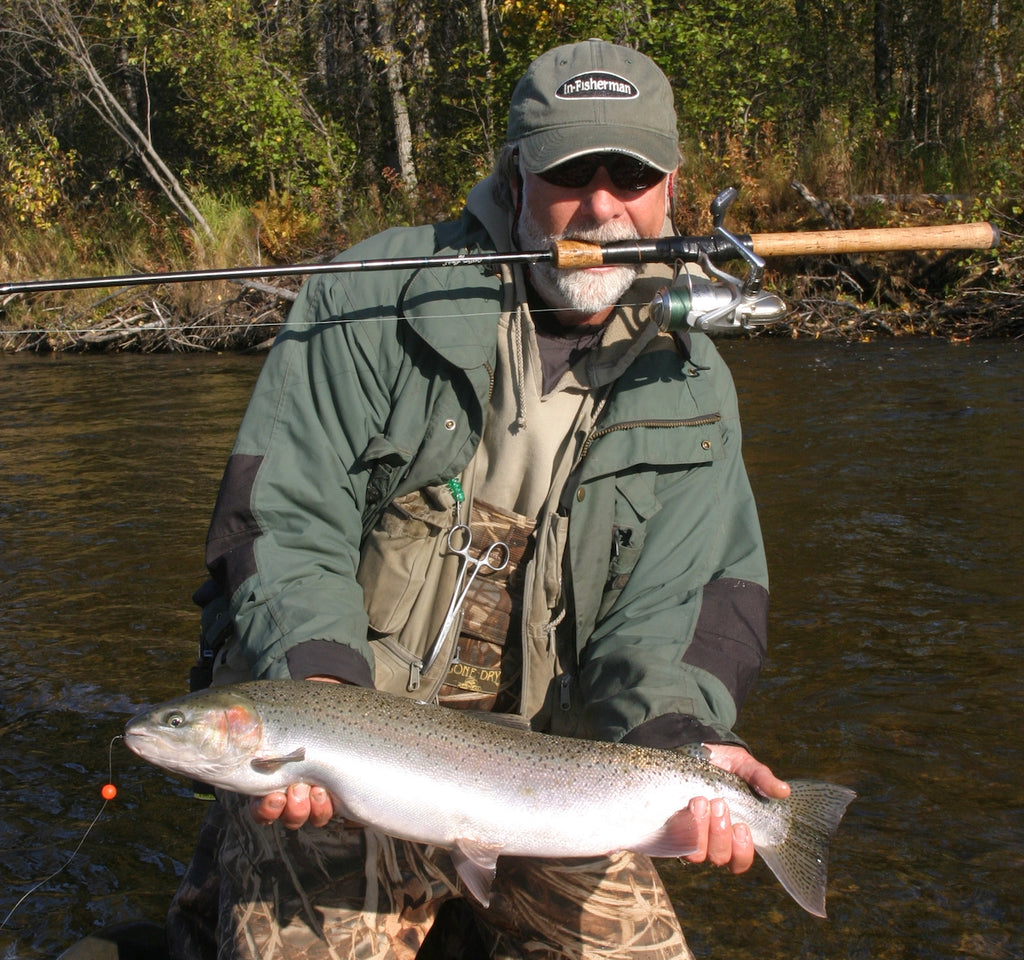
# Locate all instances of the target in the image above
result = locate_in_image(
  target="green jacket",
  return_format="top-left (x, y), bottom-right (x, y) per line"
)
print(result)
top-left (203, 187), bottom-right (769, 748)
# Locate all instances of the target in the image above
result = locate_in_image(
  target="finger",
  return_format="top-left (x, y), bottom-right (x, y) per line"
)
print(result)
top-left (682, 797), bottom-right (710, 863)
top-left (728, 822), bottom-right (755, 874)
top-left (748, 763), bottom-right (791, 800)
top-left (250, 792), bottom-right (287, 826)
top-left (705, 798), bottom-right (733, 867)
top-left (307, 786), bottom-right (334, 827)
top-left (278, 782), bottom-right (313, 830)
top-left (705, 744), bottom-right (791, 800)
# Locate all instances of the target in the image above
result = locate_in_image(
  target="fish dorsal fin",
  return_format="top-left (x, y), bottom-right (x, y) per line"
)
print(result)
top-left (450, 838), bottom-right (503, 907)
top-left (250, 747), bottom-right (306, 772)
top-left (633, 808), bottom-right (702, 859)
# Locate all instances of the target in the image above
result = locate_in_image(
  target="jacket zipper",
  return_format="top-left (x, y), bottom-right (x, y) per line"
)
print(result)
top-left (578, 414), bottom-right (722, 461)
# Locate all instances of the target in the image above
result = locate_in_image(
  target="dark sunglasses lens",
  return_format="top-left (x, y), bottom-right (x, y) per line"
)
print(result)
top-left (540, 156), bottom-right (600, 188)
top-left (539, 154), bottom-right (664, 192)
top-left (607, 157), bottom-right (665, 191)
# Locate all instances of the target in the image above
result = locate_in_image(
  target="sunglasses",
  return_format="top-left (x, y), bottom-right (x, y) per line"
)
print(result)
top-left (537, 153), bottom-right (666, 192)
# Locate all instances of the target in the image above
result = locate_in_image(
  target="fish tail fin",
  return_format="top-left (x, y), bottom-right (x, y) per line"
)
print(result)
top-left (754, 779), bottom-right (856, 918)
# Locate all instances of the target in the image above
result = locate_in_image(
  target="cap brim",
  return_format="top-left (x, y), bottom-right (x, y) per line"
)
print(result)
top-left (518, 125), bottom-right (678, 175)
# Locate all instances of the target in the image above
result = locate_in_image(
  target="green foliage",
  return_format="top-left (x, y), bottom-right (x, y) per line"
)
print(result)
top-left (0, 119), bottom-right (79, 229)
top-left (138, 0), bottom-right (353, 197)
top-left (643, 0), bottom-right (803, 149)
top-left (0, 0), bottom-right (1020, 269)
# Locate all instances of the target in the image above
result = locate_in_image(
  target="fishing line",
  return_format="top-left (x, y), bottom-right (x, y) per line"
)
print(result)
top-left (0, 735), bottom-right (123, 930)
top-left (0, 296), bottom-right (659, 341)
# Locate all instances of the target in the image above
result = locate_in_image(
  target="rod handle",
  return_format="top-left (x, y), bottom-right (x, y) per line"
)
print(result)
top-left (750, 221), bottom-right (999, 257)
top-left (550, 240), bottom-right (607, 268)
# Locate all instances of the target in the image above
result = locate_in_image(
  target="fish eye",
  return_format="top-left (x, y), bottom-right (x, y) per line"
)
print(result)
top-left (165, 711), bottom-right (186, 728)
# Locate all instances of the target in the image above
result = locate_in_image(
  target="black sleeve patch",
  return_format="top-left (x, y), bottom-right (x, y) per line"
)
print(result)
top-left (286, 640), bottom-right (375, 688)
top-left (682, 577), bottom-right (768, 711)
top-left (205, 453), bottom-right (263, 594)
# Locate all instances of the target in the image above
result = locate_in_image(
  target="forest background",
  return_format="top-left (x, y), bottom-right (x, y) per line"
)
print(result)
top-left (0, 0), bottom-right (1021, 351)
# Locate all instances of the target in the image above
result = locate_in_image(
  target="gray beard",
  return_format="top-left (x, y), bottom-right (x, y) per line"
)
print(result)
top-left (517, 200), bottom-right (641, 317)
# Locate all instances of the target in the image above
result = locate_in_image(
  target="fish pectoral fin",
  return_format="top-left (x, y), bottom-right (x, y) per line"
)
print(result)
top-left (451, 838), bottom-right (502, 907)
top-left (634, 808), bottom-right (702, 859)
top-left (250, 748), bottom-right (306, 772)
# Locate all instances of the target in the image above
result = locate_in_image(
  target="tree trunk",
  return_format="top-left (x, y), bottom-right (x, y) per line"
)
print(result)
top-left (874, 0), bottom-right (892, 102)
top-left (349, 0), bottom-right (385, 184)
top-left (480, 0), bottom-right (494, 153)
top-left (989, 0), bottom-right (1005, 128)
top-left (373, 0), bottom-right (417, 192)
top-left (480, 0), bottom-right (491, 61)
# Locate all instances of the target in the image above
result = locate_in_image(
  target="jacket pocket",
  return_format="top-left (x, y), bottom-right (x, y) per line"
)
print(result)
top-left (357, 484), bottom-right (454, 636)
top-left (596, 472), bottom-right (662, 622)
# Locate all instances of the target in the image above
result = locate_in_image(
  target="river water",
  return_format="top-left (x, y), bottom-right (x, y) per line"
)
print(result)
top-left (1, 337), bottom-right (1021, 959)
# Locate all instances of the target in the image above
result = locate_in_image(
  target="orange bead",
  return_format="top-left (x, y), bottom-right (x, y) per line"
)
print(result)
top-left (101, 783), bottom-right (118, 801)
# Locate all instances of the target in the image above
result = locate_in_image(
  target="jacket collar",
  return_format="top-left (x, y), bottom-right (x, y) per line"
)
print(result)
top-left (399, 175), bottom-right (510, 371)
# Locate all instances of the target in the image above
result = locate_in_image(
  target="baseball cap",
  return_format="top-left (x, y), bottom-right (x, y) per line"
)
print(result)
top-left (507, 39), bottom-right (679, 175)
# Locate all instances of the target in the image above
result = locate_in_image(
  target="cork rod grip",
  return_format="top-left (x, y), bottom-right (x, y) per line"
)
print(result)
top-left (750, 221), bottom-right (999, 257)
top-left (550, 240), bottom-right (608, 268)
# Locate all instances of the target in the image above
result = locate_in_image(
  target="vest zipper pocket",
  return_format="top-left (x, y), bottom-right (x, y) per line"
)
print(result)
top-left (579, 414), bottom-right (722, 461)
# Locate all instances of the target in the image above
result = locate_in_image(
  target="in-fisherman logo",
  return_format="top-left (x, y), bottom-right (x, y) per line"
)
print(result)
top-left (556, 72), bottom-right (639, 100)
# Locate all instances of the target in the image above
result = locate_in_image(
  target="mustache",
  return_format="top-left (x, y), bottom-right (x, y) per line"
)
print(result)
top-left (555, 220), bottom-right (640, 245)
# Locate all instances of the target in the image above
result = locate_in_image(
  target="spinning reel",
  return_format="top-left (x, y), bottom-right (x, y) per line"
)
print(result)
top-left (650, 188), bottom-right (788, 334)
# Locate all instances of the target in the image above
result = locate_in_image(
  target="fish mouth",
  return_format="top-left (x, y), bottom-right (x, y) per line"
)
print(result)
top-left (123, 718), bottom-right (180, 763)
top-left (122, 725), bottom-right (159, 758)
top-left (123, 712), bottom-right (152, 736)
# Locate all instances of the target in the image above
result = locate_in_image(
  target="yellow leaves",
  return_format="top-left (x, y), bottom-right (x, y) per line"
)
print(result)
top-left (0, 124), bottom-right (79, 231)
top-left (251, 189), bottom-right (322, 262)
top-left (499, 0), bottom-right (567, 31)
top-left (500, 0), bottom-right (566, 13)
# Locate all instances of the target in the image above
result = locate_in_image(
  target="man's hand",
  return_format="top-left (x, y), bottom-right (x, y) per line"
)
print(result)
top-left (250, 782), bottom-right (335, 829)
top-left (249, 674), bottom-right (341, 830)
top-left (681, 743), bottom-right (790, 874)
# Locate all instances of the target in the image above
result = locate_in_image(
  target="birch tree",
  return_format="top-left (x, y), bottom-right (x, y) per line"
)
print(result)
top-left (371, 0), bottom-right (417, 191)
top-left (1, 0), bottom-right (213, 238)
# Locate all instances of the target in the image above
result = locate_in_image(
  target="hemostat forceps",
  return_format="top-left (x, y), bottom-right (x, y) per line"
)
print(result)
top-left (420, 524), bottom-right (510, 675)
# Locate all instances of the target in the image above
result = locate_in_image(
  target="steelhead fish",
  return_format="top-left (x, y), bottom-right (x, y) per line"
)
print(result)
top-left (124, 680), bottom-right (855, 916)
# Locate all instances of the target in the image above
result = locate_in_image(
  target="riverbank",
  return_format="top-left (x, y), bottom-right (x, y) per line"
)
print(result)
top-left (4, 263), bottom-right (1018, 353)
top-left (3, 205), bottom-right (1020, 352)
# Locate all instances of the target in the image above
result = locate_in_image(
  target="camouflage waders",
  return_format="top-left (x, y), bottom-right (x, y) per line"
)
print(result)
top-left (166, 793), bottom-right (694, 960)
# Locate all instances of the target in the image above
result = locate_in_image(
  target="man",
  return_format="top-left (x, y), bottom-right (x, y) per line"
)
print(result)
top-left (169, 38), bottom-right (788, 960)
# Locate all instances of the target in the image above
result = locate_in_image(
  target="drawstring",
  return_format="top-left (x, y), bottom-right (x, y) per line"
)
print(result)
top-left (544, 607), bottom-right (566, 653)
top-left (509, 305), bottom-right (528, 431)
top-left (505, 262), bottom-right (529, 431)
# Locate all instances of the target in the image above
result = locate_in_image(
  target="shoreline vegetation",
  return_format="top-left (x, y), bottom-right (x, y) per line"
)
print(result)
top-left (2, 182), bottom-right (1019, 353)
top-left (1, 2), bottom-right (1020, 352)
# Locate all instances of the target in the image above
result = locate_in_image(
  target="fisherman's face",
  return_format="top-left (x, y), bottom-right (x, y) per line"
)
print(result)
top-left (516, 152), bottom-right (674, 327)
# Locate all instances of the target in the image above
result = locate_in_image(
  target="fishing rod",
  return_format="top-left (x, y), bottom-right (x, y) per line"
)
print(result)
top-left (0, 221), bottom-right (999, 296)
top-left (0, 213), bottom-right (998, 298)
top-left (0, 188), bottom-right (999, 334)
top-left (649, 188), bottom-right (999, 333)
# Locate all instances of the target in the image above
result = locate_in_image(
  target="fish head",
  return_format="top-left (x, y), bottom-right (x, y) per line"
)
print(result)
top-left (124, 687), bottom-right (263, 785)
